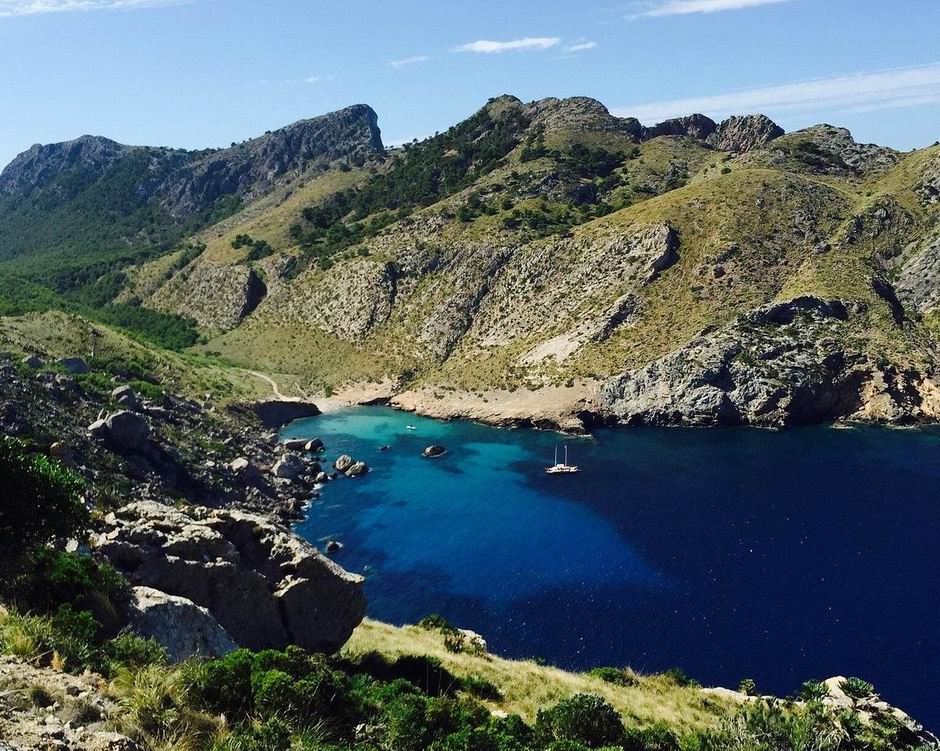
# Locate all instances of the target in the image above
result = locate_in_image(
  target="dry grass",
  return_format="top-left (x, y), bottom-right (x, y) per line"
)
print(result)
top-left (343, 619), bottom-right (734, 734)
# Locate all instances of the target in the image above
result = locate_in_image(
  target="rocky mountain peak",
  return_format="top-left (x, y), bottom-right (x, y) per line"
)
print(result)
top-left (707, 114), bottom-right (784, 152)
top-left (529, 96), bottom-right (644, 138)
top-left (0, 134), bottom-right (136, 196)
top-left (645, 113), bottom-right (718, 141)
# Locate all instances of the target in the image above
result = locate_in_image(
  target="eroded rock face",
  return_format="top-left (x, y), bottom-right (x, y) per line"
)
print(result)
top-left (251, 399), bottom-right (320, 429)
top-left (919, 154), bottom-right (940, 205)
top-left (645, 114), bottom-right (717, 141)
top-left (92, 501), bottom-right (366, 654)
top-left (152, 263), bottom-right (267, 330)
top-left (897, 233), bottom-right (940, 313)
top-left (128, 586), bottom-right (236, 662)
top-left (707, 114), bottom-right (784, 152)
top-left (598, 296), bottom-right (935, 427)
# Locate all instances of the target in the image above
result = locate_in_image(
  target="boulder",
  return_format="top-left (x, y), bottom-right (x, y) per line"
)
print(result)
top-left (48, 441), bottom-right (74, 465)
top-left (282, 437), bottom-right (311, 451)
top-left (423, 444), bottom-right (447, 458)
top-left (111, 384), bottom-right (139, 410)
top-left (21, 354), bottom-right (42, 369)
top-left (334, 454), bottom-right (354, 472)
top-left (57, 356), bottom-right (89, 374)
top-left (105, 411), bottom-right (151, 450)
top-left (345, 461), bottom-right (369, 478)
top-left (127, 586), bottom-right (236, 663)
top-left (251, 399), bottom-right (320, 429)
top-left (91, 501), bottom-right (366, 653)
top-left (272, 454), bottom-right (305, 480)
top-left (305, 437), bottom-right (325, 452)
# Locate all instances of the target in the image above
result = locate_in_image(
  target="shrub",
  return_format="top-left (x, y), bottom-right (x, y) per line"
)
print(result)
top-left (798, 680), bottom-right (829, 701)
top-left (589, 667), bottom-right (637, 687)
top-left (841, 677), bottom-right (875, 700)
top-left (28, 684), bottom-right (55, 708)
top-left (738, 678), bottom-right (758, 696)
top-left (461, 674), bottom-right (502, 701)
top-left (0, 436), bottom-right (88, 566)
top-left (535, 693), bottom-right (624, 748)
top-left (661, 668), bottom-right (699, 688)
top-left (622, 722), bottom-right (679, 751)
top-left (104, 633), bottom-right (166, 673)
top-left (418, 613), bottom-right (455, 631)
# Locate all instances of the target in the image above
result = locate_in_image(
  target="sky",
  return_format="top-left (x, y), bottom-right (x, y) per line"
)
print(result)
top-left (1, 0), bottom-right (939, 169)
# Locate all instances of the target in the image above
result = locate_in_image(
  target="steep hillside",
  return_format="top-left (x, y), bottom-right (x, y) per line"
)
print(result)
top-left (4, 94), bottom-right (940, 429)
top-left (126, 96), bottom-right (940, 429)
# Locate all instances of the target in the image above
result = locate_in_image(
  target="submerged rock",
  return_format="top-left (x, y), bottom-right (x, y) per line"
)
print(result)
top-left (92, 501), bottom-right (366, 653)
top-left (423, 445), bottom-right (447, 458)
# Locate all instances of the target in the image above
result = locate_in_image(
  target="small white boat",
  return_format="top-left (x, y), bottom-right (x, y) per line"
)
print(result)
top-left (406, 425), bottom-right (417, 431)
top-left (545, 445), bottom-right (579, 474)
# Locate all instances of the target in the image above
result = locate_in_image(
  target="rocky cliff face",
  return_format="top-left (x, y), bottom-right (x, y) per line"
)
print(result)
top-left (92, 501), bottom-right (366, 655)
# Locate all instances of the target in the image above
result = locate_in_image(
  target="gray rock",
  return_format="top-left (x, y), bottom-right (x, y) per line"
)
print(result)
top-left (272, 454), bottom-right (305, 480)
top-left (345, 461), bottom-right (369, 478)
top-left (91, 501), bottom-right (366, 653)
top-left (423, 445), bottom-right (447, 458)
top-left (111, 384), bottom-right (138, 410)
top-left (305, 437), bottom-right (325, 452)
top-left (21, 354), bottom-right (42, 368)
top-left (127, 586), bottom-right (236, 663)
top-left (57, 357), bottom-right (89, 374)
top-left (104, 411), bottom-right (151, 450)
top-left (707, 114), bottom-right (783, 152)
top-left (334, 454), bottom-right (354, 472)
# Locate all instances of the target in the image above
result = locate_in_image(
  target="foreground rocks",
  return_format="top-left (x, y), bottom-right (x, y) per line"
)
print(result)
top-left (92, 501), bottom-right (366, 654)
top-left (0, 655), bottom-right (137, 751)
top-left (250, 399), bottom-right (320, 429)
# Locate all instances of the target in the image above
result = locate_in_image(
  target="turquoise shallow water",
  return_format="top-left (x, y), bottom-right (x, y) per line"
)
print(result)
top-left (284, 407), bottom-right (940, 729)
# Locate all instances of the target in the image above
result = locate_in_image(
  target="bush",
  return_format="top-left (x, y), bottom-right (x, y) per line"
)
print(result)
top-left (661, 668), bottom-right (699, 688)
top-left (622, 722), bottom-right (679, 751)
top-left (105, 633), bottom-right (166, 672)
top-left (535, 693), bottom-right (624, 748)
top-left (461, 674), bottom-right (502, 701)
top-left (738, 678), bottom-right (758, 696)
top-left (841, 677), bottom-right (875, 700)
top-left (0, 436), bottom-right (88, 566)
top-left (798, 680), bottom-right (829, 701)
top-left (589, 667), bottom-right (637, 687)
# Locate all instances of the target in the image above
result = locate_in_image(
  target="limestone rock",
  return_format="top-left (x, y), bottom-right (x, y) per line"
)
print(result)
top-left (334, 454), bottom-right (354, 472)
top-left (91, 501), bottom-right (365, 653)
top-left (88, 410), bottom-right (151, 451)
top-left (707, 114), bottom-right (783, 152)
top-left (272, 454), bottom-right (305, 480)
top-left (345, 461), bottom-right (369, 478)
top-left (127, 586), bottom-right (236, 662)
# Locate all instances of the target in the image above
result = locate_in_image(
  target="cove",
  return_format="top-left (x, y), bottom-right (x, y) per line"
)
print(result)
top-left (284, 407), bottom-right (940, 730)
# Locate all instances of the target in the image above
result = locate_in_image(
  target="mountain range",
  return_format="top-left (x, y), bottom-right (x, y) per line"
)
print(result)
top-left (2, 95), bottom-right (939, 430)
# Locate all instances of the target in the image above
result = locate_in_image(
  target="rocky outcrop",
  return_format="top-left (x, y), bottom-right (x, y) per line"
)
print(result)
top-left (1, 106), bottom-right (384, 219)
top-left (88, 411), bottom-right (151, 451)
top-left (645, 113), bottom-right (717, 141)
top-left (919, 153), bottom-right (940, 205)
top-left (92, 501), bottom-right (366, 654)
top-left (152, 263), bottom-right (267, 330)
top-left (707, 114), bottom-right (784, 152)
top-left (250, 399), bottom-right (320, 429)
top-left (897, 233), bottom-right (940, 313)
top-left (598, 297), bottom-right (897, 427)
top-left (127, 586), bottom-right (236, 663)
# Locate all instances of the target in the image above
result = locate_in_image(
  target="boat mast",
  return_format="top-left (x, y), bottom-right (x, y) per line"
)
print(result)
top-left (564, 445), bottom-right (568, 466)
top-left (554, 445), bottom-right (558, 465)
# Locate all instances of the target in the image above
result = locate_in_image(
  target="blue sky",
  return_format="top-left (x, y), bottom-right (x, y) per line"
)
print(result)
top-left (1, 0), bottom-right (939, 169)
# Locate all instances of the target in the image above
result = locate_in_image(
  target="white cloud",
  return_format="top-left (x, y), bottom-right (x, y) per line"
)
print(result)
top-left (304, 74), bottom-right (335, 84)
top-left (612, 63), bottom-right (940, 123)
top-left (563, 41), bottom-right (597, 53)
top-left (389, 55), bottom-right (431, 69)
top-left (626, 0), bottom-right (795, 20)
top-left (453, 37), bottom-right (560, 54)
top-left (0, 0), bottom-right (189, 16)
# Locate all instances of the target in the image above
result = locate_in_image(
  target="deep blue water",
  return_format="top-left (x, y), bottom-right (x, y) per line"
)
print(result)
top-left (284, 408), bottom-right (940, 729)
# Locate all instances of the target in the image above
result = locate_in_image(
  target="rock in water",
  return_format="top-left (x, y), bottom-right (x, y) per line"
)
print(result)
top-left (345, 461), bottom-right (369, 478)
top-left (128, 587), bottom-right (236, 663)
top-left (272, 454), bottom-right (305, 480)
top-left (334, 454), bottom-right (354, 472)
top-left (423, 445), bottom-right (447, 458)
top-left (91, 501), bottom-right (366, 653)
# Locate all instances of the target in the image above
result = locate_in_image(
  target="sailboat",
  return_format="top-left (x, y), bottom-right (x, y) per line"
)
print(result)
top-left (545, 444), bottom-right (579, 474)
